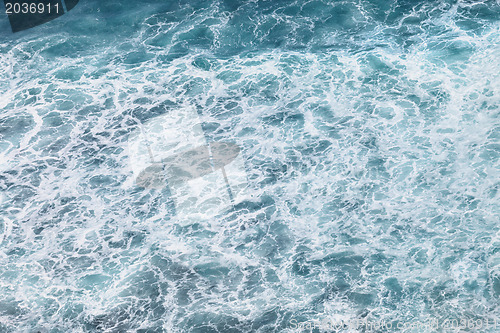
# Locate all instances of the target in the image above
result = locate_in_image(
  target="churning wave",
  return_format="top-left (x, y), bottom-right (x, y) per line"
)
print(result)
top-left (0, 0), bottom-right (499, 332)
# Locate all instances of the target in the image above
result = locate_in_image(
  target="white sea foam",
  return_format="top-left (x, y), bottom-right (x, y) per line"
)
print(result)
top-left (0, 1), bottom-right (498, 331)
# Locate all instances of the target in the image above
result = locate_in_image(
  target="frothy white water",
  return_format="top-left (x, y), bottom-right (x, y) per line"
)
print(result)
top-left (0, 5), bottom-right (498, 331)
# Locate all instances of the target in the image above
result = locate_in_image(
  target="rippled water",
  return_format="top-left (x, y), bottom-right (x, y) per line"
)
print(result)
top-left (0, 0), bottom-right (499, 332)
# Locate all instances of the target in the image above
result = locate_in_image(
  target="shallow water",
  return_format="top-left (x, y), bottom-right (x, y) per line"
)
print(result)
top-left (0, 0), bottom-right (499, 332)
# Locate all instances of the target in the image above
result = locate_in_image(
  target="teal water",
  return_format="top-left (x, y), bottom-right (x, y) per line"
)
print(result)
top-left (0, 1), bottom-right (499, 332)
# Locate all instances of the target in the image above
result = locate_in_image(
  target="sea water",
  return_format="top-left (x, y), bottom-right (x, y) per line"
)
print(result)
top-left (0, 0), bottom-right (499, 332)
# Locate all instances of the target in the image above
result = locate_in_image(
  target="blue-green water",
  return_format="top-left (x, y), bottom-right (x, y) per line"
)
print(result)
top-left (0, 1), bottom-right (499, 332)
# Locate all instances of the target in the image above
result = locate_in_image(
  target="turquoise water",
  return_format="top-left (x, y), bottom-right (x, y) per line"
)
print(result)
top-left (0, 0), bottom-right (499, 332)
